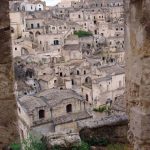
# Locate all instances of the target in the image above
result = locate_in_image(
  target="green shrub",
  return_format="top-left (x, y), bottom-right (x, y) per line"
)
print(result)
top-left (22, 134), bottom-right (47, 150)
top-left (98, 105), bottom-right (107, 112)
top-left (10, 143), bottom-right (21, 150)
top-left (93, 105), bottom-right (107, 113)
top-left (74, 30), bottom-right (92, 37)
top-left (72, 141), bottom-right (90, 150)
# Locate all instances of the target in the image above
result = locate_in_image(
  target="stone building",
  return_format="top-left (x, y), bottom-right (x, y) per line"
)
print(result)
top-left (17, 89), bottom-right (92, 139)
top-left (8, 0), bottom-right (127, 146)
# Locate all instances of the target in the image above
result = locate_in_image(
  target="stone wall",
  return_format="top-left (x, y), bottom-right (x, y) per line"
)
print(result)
top-left (125, 0), bottom-right (150, 149)
top-left (79, 114), bottom-right (128, 144)
top-left (0, 0), bottom-right (18, 149)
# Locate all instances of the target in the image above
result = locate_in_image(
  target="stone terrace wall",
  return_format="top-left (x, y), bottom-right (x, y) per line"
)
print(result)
top-left (78, 114), bottom-right (128, 144)
top-left (125, 0), bottom-right (150, 149)
top-left (0, 0), bottom-right (18, 149)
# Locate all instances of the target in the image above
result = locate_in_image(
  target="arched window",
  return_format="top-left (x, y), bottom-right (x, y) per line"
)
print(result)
top-left (77, 70), bottom-right (80, 75)
top-left (85, 77), bottom-right (92, 84)
top-left (66, 104), bottom-right (72, 113)
top-left (84, 70), bottom-right (86, 75)
top-left (39, 110), bottom-right (45, 119)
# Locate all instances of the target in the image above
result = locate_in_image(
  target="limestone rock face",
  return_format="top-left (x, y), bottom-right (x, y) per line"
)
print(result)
top-left (125, 0), bottom-right (150, 149)
top-left (44, 132), bottom-right (81, 148)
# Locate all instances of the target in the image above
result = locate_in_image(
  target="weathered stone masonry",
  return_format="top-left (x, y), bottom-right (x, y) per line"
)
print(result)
top-left (0, 0), bottom-right (18, 149)
top-left (126, 0), bottom-right (150, 150)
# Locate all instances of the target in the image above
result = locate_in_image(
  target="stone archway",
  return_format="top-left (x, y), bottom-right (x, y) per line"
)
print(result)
top-left (35, 31), bottom-right (41, 37)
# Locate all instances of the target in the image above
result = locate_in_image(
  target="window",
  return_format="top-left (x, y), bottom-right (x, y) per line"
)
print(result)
top-left (66, 104), bottom-right (72, 113)
top-left (39, 110), bottom-right (45, 119)
top-left (31, 6), bottom-right (33, 10)
top-left (84, 70), bottom-right (86, 75)
top-left (31, 24), bottom-right (34, 29)
top-left (116, 28), bottom-right (118, 31)
top-left (37, 23), bottom-right (40, 28)
top-left (72, 79), bottom-right (74, 85)
top-left (95, 30), bottom-right (97, 34)
top-left (54, 40), bottom-right (59, 45)
top-left (77, 70), bottom-right (80, 75)
top-left (78, 15), bottom-right (81, 18)
top-left (60, 72), bottom-right (62, 77)
top-left (86, 94), bottom-right (89, 101)
top-left (15, 47), bottom-right (17, 50)
top-left (54, 80), bottom-right (57, 83)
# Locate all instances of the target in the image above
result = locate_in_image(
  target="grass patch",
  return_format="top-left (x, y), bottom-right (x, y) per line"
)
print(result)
top-left (93, 105), bottom-right (107, 113)
top-left (51, 141), bottom-right (90, 150)
top-left (74, 30), bottom-right (92, 37)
